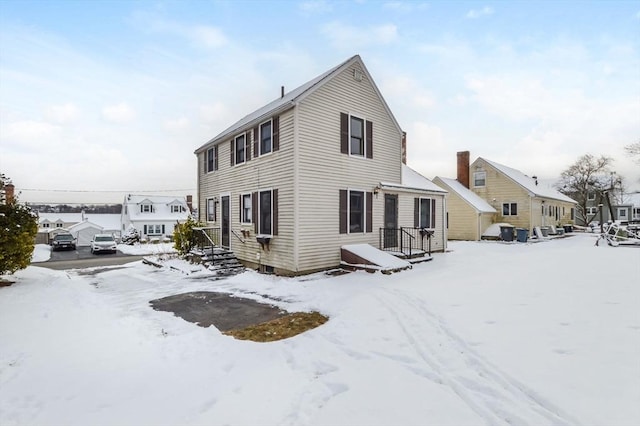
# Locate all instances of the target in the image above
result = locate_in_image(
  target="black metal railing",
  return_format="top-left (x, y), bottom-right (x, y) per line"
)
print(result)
top-left (379, 227), bottom-right (433, 257)
top-left (193, 227), bottom-right (220, 256)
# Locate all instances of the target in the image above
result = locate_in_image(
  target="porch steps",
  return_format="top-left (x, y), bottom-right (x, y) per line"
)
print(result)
top-left (192, 246), bottom-right (245, 277)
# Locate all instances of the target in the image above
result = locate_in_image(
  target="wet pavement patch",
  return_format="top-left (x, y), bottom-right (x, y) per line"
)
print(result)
top-left (149, 291), bottom-right (288, 332)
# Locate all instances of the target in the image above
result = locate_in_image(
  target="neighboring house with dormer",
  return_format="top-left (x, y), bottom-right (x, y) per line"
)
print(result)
top-left (120, 194), bottom-right (190, 240)
top-left (194, 55), bottom-right (447, 276)
top-left (454, 151), bottom-right (577, 234)
top-left (36, 212), bottom-right (122, 245)
top-left (433, 176), bottom-right (497, 241)
top-left (582, 191), bottom-right (640, 225)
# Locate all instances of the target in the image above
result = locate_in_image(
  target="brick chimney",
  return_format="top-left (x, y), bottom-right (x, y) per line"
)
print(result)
top-left (401, 132), bottom-right (407, 164)
top-left (457, 151), bottom-right (470, 188)
top-left (4, 182), bottom-right (15, 204)
top-left (186, 195), bottom-right (193, 212)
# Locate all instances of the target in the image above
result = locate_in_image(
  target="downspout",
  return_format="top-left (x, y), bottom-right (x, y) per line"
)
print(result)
top-left (442, 195), bottom-right (447, 251)
top-left (293, 102), bottom-right (300, 273)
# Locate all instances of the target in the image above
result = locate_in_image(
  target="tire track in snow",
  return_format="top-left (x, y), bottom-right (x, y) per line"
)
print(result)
top-left (374, 288), bottom-right (582, 426)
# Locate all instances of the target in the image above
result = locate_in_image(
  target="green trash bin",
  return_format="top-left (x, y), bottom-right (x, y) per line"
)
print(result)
top-left (500, 225), bottom-right (515, 242)
top-left (516, 228), bottom-right (528, 242)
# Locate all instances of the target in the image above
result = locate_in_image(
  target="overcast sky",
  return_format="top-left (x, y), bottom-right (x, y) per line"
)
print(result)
top-left (1, 0), bottom-right (639, 204)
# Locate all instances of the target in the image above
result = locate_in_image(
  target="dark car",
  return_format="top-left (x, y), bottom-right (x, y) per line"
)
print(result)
top-left (51, 233), bottom-right (76, 251)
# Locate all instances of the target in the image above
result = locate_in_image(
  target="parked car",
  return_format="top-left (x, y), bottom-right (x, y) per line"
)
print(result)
top-left (90, 234), bottom-right (117, 254)
top-left (51, 233), bottom-right (76, 251)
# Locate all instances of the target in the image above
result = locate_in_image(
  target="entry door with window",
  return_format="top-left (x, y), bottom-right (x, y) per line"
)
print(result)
top-left (221, 195), bottom-right (230, 248)
top-left (384, 194), bottom-right (398, 248)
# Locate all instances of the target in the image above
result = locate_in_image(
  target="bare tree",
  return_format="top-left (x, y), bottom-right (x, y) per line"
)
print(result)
top-left (624, 141), bottom-right (640, 164)
top-left (556, 154), bottom-right (615, 225)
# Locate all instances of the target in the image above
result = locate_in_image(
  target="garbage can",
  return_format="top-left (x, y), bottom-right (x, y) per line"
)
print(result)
top-left (563, 225), bottom-right (573, 233)
top-left (540, 226), bottom-right (550, 237)
top-left (500, 225), bottom-right (515, 242)
top-left (516, 228), bottom-right (528, 243)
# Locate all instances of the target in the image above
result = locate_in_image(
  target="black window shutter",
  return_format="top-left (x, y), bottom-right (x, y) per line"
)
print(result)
top-left (230, 139), bottom-right (235, 166)
top-left (246, 131), bottom-right (252, 161)
top-left (273, 189), bottom-right (278, 236)
top-left (239, 195), bottom-right (242, 222)
top-left (273, 116), bottom-right (280, 152)
top-left (414, 198), bottom-right (420, 227)
top-left (204, 151), bottom-right (207, 173)
top-left (253, 126), bottom-right (259, 157)
top-left (366, 120), bottom-right (373, 159)
top-left (340, 113), bottom-right (349, 154)
top-left (162, 224), bottom-right (165, 234)
top-left (143, 225), bottom-right (147, 234)
top-left (252, 192), bottom-right (258, 233)
top-left (214, 145), bottom-right (218, 171)
top-left (366, 192), bottom-right (373, 233)
top-left (339, 190), bottom-right (347, 234)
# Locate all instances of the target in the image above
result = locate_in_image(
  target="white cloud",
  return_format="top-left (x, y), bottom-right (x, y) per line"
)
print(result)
top-left (102, 103), bottom-right (136, 123)
top-left (382, 75), bottom-right (437, 109)
top-left (466, 6), bottom-right (494, 19)
top-left (189, 25), bottom-right (227, 48)
top-left (321, 22), bottom-right (398, 48)
top-left (44, 103), bottom-right (81, 124)
top-left (299, 1), bottom-right (332, 15)
top-left (163, 117), bottom-right (189, 131)
top-left (383, 1), bottom-right (429, 13)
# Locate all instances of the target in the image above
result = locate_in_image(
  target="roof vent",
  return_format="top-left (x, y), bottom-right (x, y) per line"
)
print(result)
top-left (281, 86), bottom-right (285, 98)
top-left (353, 69), bottom-right (363, 82)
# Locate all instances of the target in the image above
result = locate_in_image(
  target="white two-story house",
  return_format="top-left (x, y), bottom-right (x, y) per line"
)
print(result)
top-left (120, 194), bottom-right (191, 240)
top-left (195, 55), bottom-right (447, 275)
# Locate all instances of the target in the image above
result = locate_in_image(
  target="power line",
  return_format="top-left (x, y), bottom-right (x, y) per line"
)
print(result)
top-left (18, 188), bottom-right (196, 193)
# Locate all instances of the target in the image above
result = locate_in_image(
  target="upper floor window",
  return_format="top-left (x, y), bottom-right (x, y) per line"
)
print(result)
top-left (171, 205), bottom-right (184, 213)
top-left (350, 116), bottom-right (364, 156)
top-left (260, 120), bottom-right (272, 155)
top-left (587, 192), bottom-right (596, 201)
top-left (418, 198), bottom-right (436, 228)
top-left (140, 204), bottom-right (152, 213)
top-left (42, 223), bottom-right (50, 228)
top-left (340, 113), bottom-right (372, 159)
top-left (502, 202), bottom-right (518, 216)
top-left (206, 146), bottom-right (218, 173)
top-left (473, 171), bottom-right (486, 187)
top-left (235, 134), bottom-right (246, 165)
top-left (56, 223), bottom-right (64, 228)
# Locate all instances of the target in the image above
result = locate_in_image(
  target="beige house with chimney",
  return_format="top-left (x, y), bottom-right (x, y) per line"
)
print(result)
top-left (449, 151), bottom-right (577, 236)
top-left (195, 55), bottom-right (447, 275)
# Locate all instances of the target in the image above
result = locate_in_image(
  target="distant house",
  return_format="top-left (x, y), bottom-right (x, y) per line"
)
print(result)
top-left (582, 191), bottom-right (640, 225)
top-left (194, 55), bottom-right (447, 275)
top-left (453, 151), bottom-right (577, 234)
top-left (120, 194), bottom-right (190, 240)
top-left (36, 212), bottom-right (121, 245)
top-left (433, 176), bottom-right (496, 241)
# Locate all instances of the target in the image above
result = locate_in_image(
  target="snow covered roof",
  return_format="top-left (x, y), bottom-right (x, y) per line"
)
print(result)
top-left (38, 213), bottom-right (121, 230)
top-left (479, 158), bottom-right (577, 204)
top-left (380, 165), bottom-right (447, 194)
top-left (435, 177), bottom-right (497, 213)
top-left (195, 55), bottom-right (401, 153)
top-left (123, 194), bottom-right (190, 222)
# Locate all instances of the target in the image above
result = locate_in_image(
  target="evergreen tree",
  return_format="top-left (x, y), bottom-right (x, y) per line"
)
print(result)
top-left (0, 174), bottom-right (39, 275)
top-left (173, 216), bottom-right (203, 256)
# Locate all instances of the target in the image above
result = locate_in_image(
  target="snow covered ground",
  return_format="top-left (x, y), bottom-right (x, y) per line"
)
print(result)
top-left (1, 233), bottom-right (638, 426)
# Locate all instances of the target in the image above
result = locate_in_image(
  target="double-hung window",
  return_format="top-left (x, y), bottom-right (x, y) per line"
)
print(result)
top-left (260, 120), bottom-right (272, 155)
top-left (206, 198), bottom-right (216, 222)
top-left (206, 147), bottom-right (217, 172)
top-left (586, 206), bottom-right (597, 215)
top-left (349, 190), bottom-right (365, 233)
top-left (502, 202), bottom-right (518, 216)
top-left (258, 190), bottom-right (272, 235)
top-left (419, 198), bottom-right (436, 228)
top-left (146, 224), bottom-right (163, 235)
top-left (141, 204), bottom-right (152, 213)
top-left (473, 171), bottom-right (486, 187)
top-left (171, 205), bottom-right (184, 213)
top-left (235, 134), bottom-right (246, 165)
top-left (350, 116), bottom-right (364, 156)
top-left (241, 193), bottom-right (252, 224)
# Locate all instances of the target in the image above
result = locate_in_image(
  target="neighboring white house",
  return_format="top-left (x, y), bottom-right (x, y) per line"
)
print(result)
top-left (120, 194), bottom-right (191, 240)
top-left (36, 212), bottom-right (122, 245)
top-left (67, 220), bottom-right (104, 246)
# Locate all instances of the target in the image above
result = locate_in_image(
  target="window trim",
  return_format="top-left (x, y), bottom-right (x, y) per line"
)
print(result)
top-left (502, 202), bottom-right (518, 216)
top-left (241, 193), bottom-right (252, 224)
top-left (140, 204), bottom-right (152, 213)
top-left (418, 197), bottom-right (436, 229)
top-left (258, 189), bottom-right (273, 236)
top-left (206, 198), bottom-right (216, 222)
top-left (587, 192), bottom-right (596, 201)
top-left (349, 116), bottom-right (365, 157)
top-left (234, 134), bottom-right (246, 165)
top-left (146, 224), bottom-right (164, 235)
top-left (473, 171), bottom-right (486, 187)
top-left (259, 119), bottom-right (273, 156)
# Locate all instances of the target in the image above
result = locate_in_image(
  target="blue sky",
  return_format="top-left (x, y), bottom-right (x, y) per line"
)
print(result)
top-left (1, 0), bottom-right (639, 203)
